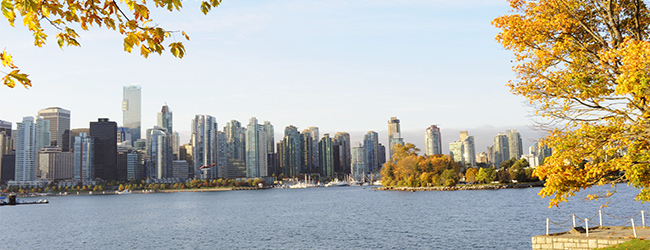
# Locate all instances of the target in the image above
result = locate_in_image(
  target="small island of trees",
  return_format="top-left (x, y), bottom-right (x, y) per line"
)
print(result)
top-left (380, 143), bottom-right (539, 188)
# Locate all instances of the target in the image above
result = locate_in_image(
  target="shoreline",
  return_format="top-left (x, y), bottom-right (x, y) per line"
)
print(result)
top-left (376, 182), bottom-right (544, 191)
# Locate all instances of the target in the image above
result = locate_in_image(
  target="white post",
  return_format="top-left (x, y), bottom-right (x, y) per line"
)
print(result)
top-left (599, 210), bottom-right (603, 228)
top-left (642, 210), bottom-right (646, 228)
top-left (573, 214), bottom-right (576, 227)
top-left (585, 218), bottom-right (589, 237)
top-left (632, 219), bottom-right (638, 238)
top-left (546, 218), bottom-right (550, 235)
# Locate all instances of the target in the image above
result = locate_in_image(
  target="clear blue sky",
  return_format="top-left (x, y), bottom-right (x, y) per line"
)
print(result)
top-left (0, 0), bottom-right (544, 154)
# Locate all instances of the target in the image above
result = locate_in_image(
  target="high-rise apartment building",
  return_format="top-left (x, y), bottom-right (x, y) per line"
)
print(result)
top-left (388, 117), bottom-right (404, 159)
top-left (506, 129), bottom-right (523, 161)
top-left (319, 134), bottom-right (334, 178)
top-left (425, 125), bottom-right (442, 155)
top-left (34, 116), bottom-right (51, 154)
top-left (279, 125), bottom-right (303, 177)
top-left (334, 132), bottom-right (351, 175)
top-left (192, 115), bottom-right (217, 179)
top-left (351, 143), bottom-right (366, 180)
top-left (216, 131), bottom-right (227, 178)
top-left (0, 120), bottom-right (11, 176)
top-left (303, 127), bottom-right (319, 172)
top-left (224, 120), bottom-right (246, 161)
top-left (263, 121), bottom-right (276, 176)
top-left (74, 133), bottom-right (94, 184)
top-left (493, 133), bottom-right (509, 168)
top-left (462, 135), bottom-right (476, 167)
top-left (363, 131), bottom-right (380, 173)
top-left (146, 126), bottom-right (173, 179)
top-left (90, 118), bottom-right (118, 181)
top-left (449, 141), bottom-right (464, 164)
top-left (122, 85), bottom-right (142, 143)
top-left (15, 117), bottom-right (36, 183)
top-left (37, 107), bottom-right (71, 148)
top-left (246, 117), bottom-right (268, 178)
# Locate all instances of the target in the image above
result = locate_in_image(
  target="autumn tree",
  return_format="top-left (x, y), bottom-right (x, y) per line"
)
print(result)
top-left (1, 0), bottom-right (223, 88)
top-left (477, 167), bottom-right (496, 184)
top-left (494, 0), bottom-right (650, 206)
top-left (465, 167), bottom-right (478, 183)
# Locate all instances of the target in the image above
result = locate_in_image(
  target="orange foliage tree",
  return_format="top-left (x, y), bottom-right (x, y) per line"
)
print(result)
top-left (1, 0), bottom-right (223, 88)
top-left (494, 0), bottom-right (650, 206)
top-left (380, 143), bottom-right (460, 187)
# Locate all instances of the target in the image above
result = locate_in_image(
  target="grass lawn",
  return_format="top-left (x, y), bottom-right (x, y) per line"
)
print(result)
top-left (598, 239), bottom-right (650, 249)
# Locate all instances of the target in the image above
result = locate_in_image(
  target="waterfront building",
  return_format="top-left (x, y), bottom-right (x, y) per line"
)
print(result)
top-left (460, 131), bottom-right (476, 167)
top-left (334, 132), bottom-right (351, 175)
top-left (179, 143), bottom-right (193, 177)
top-left (119, 146), bottom-right (144, 181)
top-left (449, 141), bottom-right (464, 165)
top-left (388, 117), bottom-right (404, 160)
top-left (263, 121), bottom-right (276, 176)
top-left (15, 117), bottom-right (37, 183)
top-left (486, 146), bottom-right (494, 165)
top-left (172, 160), bottom-right (189, 179)
top-left (146, 126), bottom-right (173, 179)
top-left (73, 133), bottom-right (94, 184)
top-left (224, 120), bottom-right (246, 162)
top-left (37, 147), bottom-right (73, 180)
top-left (425, 125), bottom-right (442, 156)
top-left (216, 131), bottom-right (227, 178)
top-left (0, 119), bottom-right (10, 136)
top-left (493, 133), bottom-right (510, 168)
top-left (351, 143), bottom-right (366, 180)
top-left (0, 121), bottom-right (10, 178)
top-left (171, 131), bottom-right (180, 160)
top-left (302, 127), bottom-right (320, 173)
top-left (246, 117), bottom-right (268, 178)
top-left (226, 158), bottom-right (246, 178)
top-left (37, 107), bottom-right (71, 149)
top-left (507, 129), bottom-right (523, 161)
top-left (1, 154), bottom-right (15, 184)
top-left (122, 85), bottom-right (142, 144)
top-left (319, 134), bottom-right (334, 178)
top-left (191, 115), bottom-right (217, 179)
top-left (35, 116), bottom-right (51, 154)
top-left (363, 131), bottom-right (380, 173)
top-left (90, 118), bottom-right (118, 181)
top-left (279, 125), bottom-right (303, 177)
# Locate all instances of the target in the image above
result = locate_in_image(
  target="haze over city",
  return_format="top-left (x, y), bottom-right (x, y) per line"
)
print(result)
top-left (0, 0), bottom-right (542, 153)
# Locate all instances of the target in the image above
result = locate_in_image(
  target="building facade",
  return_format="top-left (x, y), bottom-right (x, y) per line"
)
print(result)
top-left (245, 117), bottom-right (268, 178)
top-left (191, 115), bottom-right (217, 179)
top-left (425, 125), bottom-right (442, 155)
top-left (37, 107), bottom-right (71, 149)
top-left (73, 133), bottom-right (94, 184)
top-left (90, 118), bottom-right (118, 181)
top-left (122, 85), bottom-right (142, 143)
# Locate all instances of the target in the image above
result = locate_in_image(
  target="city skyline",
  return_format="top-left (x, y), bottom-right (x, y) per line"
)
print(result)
top-left (0, 1), bottom-right (542, 154)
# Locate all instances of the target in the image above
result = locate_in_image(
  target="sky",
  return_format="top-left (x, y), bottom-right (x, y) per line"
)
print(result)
top-left (0, 0), bottom-right (546, 155)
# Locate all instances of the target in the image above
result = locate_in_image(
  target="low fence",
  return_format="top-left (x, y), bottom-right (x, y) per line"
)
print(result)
top-left (546, 210), bottom-right (647, 238)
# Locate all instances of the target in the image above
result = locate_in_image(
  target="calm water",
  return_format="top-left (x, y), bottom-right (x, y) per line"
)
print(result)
top-left (2, 185), bottom-right (649, 249)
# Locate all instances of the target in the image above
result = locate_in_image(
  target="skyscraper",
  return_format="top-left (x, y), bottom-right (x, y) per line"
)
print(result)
top-left (216, 131), bottom-right (227, 178)
top-left (279, 125), bottom-right (303, 177)
top-left (224, 120), bottom-right (246, 161)
top-left (388, 117), bottom-right (404, 159)
top-left (425, 125), bottom-right (442, 155)
top-left (263, 121), bottom-right (276, 176)
top-left (462, 135), bottom-right (476, 167)
top-left (303, 127), bottom-right (319, 172)
top-left (449, 141), bottom-right (464, 164)
top-left (351, 143), bottom-right (366, 180)
top-left (493, 133), bottom-right (509, 168)
top-left (90, 118), bottom-right (118, 181)
top-left (15, 117), bottom-right (36, 183)
top-left (37, 107), bottom-right (71, 148)
top-left (506, 129), bottom-right (523, 161)
top-left (191, 115), bottom-right (217, 179)
top-left (246, 117), bottom-right (268, 178)
top-left (146, 126), bottom-right (172, 179)
top-left (122, 85), bottom-right (142, 143)
top-left (319, 134), bottom-right (334, 178)
top-left (363, 131), bottom-right (380, 173)
top-left (157, 104), bottom-right (173, 134)
top-left (34, 116), bottom-right (51, 153)
top-left (74, 133), bottom-right (94, 184)
top-left (334, 132), bottom-right (351, 175)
